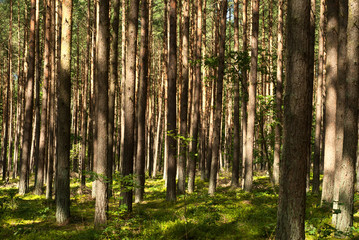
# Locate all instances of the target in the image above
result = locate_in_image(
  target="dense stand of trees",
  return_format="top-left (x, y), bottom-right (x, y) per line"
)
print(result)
top-left (0, 0), bottom-right (358, 236)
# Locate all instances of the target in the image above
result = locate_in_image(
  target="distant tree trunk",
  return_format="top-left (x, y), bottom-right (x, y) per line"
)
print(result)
top-left (108, 0), bottom-right (120, 199)
top-left (80, 0), bottom-right (91, 190)
top-left (243, 0), bottom-right (259, 192)
top-left (19, 0), bottom-right (36, 195)
top-left (135, 0), bottom-right (149, 203)
top-left (56, 0), bottom-right (72, 225)
top-left (241, 0), bottom-right (248, 187)
top-left (231, 0), bottom-right (240, 188)
top-left (333, 0), bottom-right (358, 232)
top-left (166, 0), bottom-right (177, 201)
top-left (121, 0), bottom-right (139, 212)
top-left (35, 0), bottom-right (51, 196)
top-left (276, 0), bottom-right (311, 238)
top-left (178, 0), bottom-right (189, 193)
top-left (188, 0), bottom-right (201, 194)
top-left (321, 0), bottom-right (339, 204)
top-left (94, 0), bottom-right (110, 228)
top-left (273, 0), bottom-right (283, 185)
top-left (208, 0), bottom-right (226, 196)
top-left (313, 0), bottom-right (326, 194)
top-left (332, 0), bottom-right (348, 227)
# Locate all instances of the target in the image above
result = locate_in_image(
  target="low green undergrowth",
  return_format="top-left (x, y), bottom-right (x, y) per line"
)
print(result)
top-left (0, 174), bottom-right (358, 239)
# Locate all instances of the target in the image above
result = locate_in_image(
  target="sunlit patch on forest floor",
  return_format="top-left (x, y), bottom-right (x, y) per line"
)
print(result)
top-left (0, 173), bottom-right (359, 239)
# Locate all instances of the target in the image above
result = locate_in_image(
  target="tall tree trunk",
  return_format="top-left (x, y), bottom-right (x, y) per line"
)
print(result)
top-left (231, 0), bottom-right (240, 188)
top-left (243, 0), bottom-right (259, 192)
top-left (273, 0), bottom-right (283, 185)
top-left (56, 0), bottom-right (73, 225)
top-left (19, 0), bottom-right (36, 195)
top-left (94, 0), bottom-right (110, 228)
top-left (166, 0), bottom-right (177, 201)
top-left (121, 0), bottom-right (139, 212)
top-left (35, 0), bottom-right (51, 196)
top-left (208, 0), bottom-right (226, 196)
top-left (188, 0), bottom-right (202, 194)
top-left (332, 0), bottom-right (348, 227)
top-left (108, 0), bottom-right (120, 199)
top-left (276, 0), bottom-right (311, 238)
top-left (321, 0), bottom-right (339, 204)
top-left (135, 0), bottom-right (149, 203)
top-left (178, 0), bottom-right (189, 193)
top-left (313, 0), bottom-right (326, 194)
top-left (333, 0), bottom-right (358, 232)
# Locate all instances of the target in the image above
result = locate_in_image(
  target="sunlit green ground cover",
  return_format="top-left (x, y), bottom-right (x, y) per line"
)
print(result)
top-left (0, 174), bottom-right (359, 239)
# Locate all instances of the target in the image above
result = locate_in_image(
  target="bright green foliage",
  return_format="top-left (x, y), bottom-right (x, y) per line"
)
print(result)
top-left (1, 175), bottom-right (358, 239)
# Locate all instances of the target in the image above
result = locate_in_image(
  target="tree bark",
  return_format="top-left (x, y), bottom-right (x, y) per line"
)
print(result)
top-left (243, 0), bottom-right (259, 192)
top-left (121, 0), bottom-right (139, 212)
top-left (19, 0), bottom-right (36, 195)
top-left (321, 0), bottom-right (339, 204)
top-left (208, 0), bottom-right (226, 196)
top-left (135, 0), bottom-right (149, 203)
top-left (94, 0), bottom-right (110, 227)
top-left (56, 0), bottom-right (72, 225)
top-left (276, 0), bottom-right (311, 238)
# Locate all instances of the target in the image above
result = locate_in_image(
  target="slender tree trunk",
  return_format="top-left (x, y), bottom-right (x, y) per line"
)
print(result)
top-left (166, 0), bottom-right (177, 201)
top-left (108, 0), bottom-right (120, 199)
top-left (94, 0), bottom-right (110, 227)
top-left (188, 0), bottom-right (202, 194)
top-left (273, 0), bottom-right (283, 185)
top-left (208, 0), bottom-right (226, 196)
top-left (313, 0), bottom-right (326, 194)
top-left (35, 0), bottom-right (51, 195)
top-left (121, 0), bottom-right (139, 212)
top-left (19, 0), bottom-right (36, 195)
top-left (321, 0), bottom-right (339, 204)
top-left (243, 0), bottom-right (259, 192)
top-left (231, 0), bottom-right (240, 188)
top-left (135, 0), bottom-right (149, 203)
top-left (178, 0), bottom-right (189, 193)
top-left (276, 0), bottom-right (311, 238)
top-left (56, 0), bottom-right (73, 225)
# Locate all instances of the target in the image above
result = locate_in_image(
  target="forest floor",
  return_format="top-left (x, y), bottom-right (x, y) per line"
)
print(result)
top-left (0, 172), bottom-right (359, 240)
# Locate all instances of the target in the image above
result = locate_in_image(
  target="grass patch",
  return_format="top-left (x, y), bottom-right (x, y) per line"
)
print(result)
top-left (0, 173), bottom-right (358, 239)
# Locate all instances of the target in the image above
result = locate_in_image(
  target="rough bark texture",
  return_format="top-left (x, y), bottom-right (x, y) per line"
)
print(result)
top-left (121, 0), bottom-right (139, 212)
top-left (56, 0), bottom-right (72, 225)
top-left (166, 0), bottom-right (177, 201)
top-left (241, 0), bottom-right (247, 186)
top-left (321, 0), bottom-right (339, 204)
top-left (273, 0), bottom-right (283, 185)
top-left (208, 0), bottom-right (226, 196)
top-left (94, 0), bottom-right (110, 228)
top-left (19, 0), bottom-right (36, 195)
top-left (35, 0), bottom-right (51, 196)
top-left (243, 0), bottom-right (259, 192)
top-left (231, 0), bottom-right (240, 188)
top-left (178, 0), bottom-right (189, 194)
top-left (313, 0), bottom-right (326, 194)
top-left (333, 0), bottom-right (358, 233)
top-left (276, 0), bottom-right (311, 238)
top-left (135, 0), bottom-right (149, 203)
